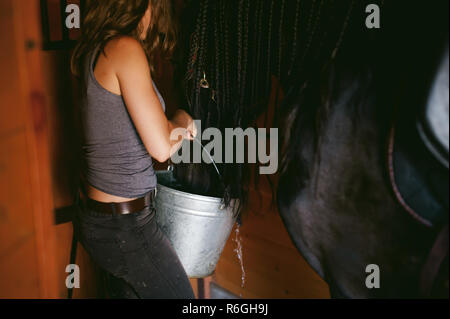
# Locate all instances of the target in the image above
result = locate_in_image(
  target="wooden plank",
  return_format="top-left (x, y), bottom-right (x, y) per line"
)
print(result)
top-left (0, 132), bottom-right (36, 258)
top-left (0, 237), bottom-right (40, 298)
top-left (0, 0), bottom-right (27, 136)
top-left (12, 0), bottom-right (59, 298)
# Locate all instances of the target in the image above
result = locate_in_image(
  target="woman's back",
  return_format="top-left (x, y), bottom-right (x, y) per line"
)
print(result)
top-left (80, 43), bottom-right (166, 199)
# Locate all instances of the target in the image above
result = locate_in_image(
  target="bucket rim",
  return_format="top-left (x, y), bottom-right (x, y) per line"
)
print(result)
top-left (155, 170), bottom-right (238, 204)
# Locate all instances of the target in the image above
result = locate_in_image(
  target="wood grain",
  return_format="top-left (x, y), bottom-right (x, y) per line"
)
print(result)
top-left (0, 0), bottom-right (59, 298)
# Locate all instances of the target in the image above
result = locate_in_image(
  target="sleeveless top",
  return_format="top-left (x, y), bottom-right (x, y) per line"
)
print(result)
top-left (80, 46), bottom-right (166, 198)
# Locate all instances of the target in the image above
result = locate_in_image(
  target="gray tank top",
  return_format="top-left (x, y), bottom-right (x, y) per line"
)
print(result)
top-left (80, 46), bottom-right (166, 198)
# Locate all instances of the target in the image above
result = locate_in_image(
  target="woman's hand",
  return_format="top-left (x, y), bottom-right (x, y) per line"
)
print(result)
top-left (186, 117), bottom-right (198, 140)
top-left (172, 110), bottom-right (197, 140)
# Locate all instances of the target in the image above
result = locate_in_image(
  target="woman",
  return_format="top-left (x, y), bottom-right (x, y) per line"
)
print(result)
top-left (71, 0), bottom-right (196, 299)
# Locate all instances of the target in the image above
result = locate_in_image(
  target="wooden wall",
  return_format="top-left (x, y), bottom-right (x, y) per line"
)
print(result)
top-left (0, 0), bottom-right (58, 298)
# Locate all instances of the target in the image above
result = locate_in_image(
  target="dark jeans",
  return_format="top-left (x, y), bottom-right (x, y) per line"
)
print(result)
top-left (73, 200), bottom-right (195, 299)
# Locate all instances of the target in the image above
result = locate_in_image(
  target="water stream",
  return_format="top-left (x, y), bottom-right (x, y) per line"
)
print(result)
top-left (233, 225), bottom-right (246, 293)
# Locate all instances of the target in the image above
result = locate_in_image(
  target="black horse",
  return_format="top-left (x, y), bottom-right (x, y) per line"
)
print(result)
top-left (277, 2), bottom-right (449, 298)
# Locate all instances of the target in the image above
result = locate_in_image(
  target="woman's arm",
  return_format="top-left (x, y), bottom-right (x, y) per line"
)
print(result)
top-left (105, 36), bottom-right (196, 163)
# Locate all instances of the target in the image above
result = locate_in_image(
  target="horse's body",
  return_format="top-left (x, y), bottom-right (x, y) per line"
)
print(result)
top-left (277, 71), bottom-right (447, 297)
top-left (176, 0), bottom-right (448, 298)
top-left (277, 3), bottom-right (449, 298)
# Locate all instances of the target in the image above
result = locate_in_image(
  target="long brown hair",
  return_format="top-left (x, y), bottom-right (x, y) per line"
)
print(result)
top-left (71, 0), bottom-right (176, 77)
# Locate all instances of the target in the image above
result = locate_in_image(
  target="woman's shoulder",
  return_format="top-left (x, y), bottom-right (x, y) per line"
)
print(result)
top-left (103, 36), bottom-right (147, 64)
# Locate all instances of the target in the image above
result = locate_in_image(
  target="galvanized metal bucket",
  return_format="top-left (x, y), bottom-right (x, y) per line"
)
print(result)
top-left (155, 170), bottom-right (238, 278)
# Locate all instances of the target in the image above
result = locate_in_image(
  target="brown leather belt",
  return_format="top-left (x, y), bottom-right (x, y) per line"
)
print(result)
top-left (82, 189), bottom-right (156, 215)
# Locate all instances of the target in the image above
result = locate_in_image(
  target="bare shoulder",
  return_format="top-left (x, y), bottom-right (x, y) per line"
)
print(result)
top-left (103, 36), bottom-right (148, 70)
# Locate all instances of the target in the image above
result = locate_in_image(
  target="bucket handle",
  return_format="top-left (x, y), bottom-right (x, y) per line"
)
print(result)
top-left (193, 136), bottom-right (223, 180)
top-left (167, 158), bottom-right (174, 172)
top-left (166, 138), bottom-right (223, 181)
